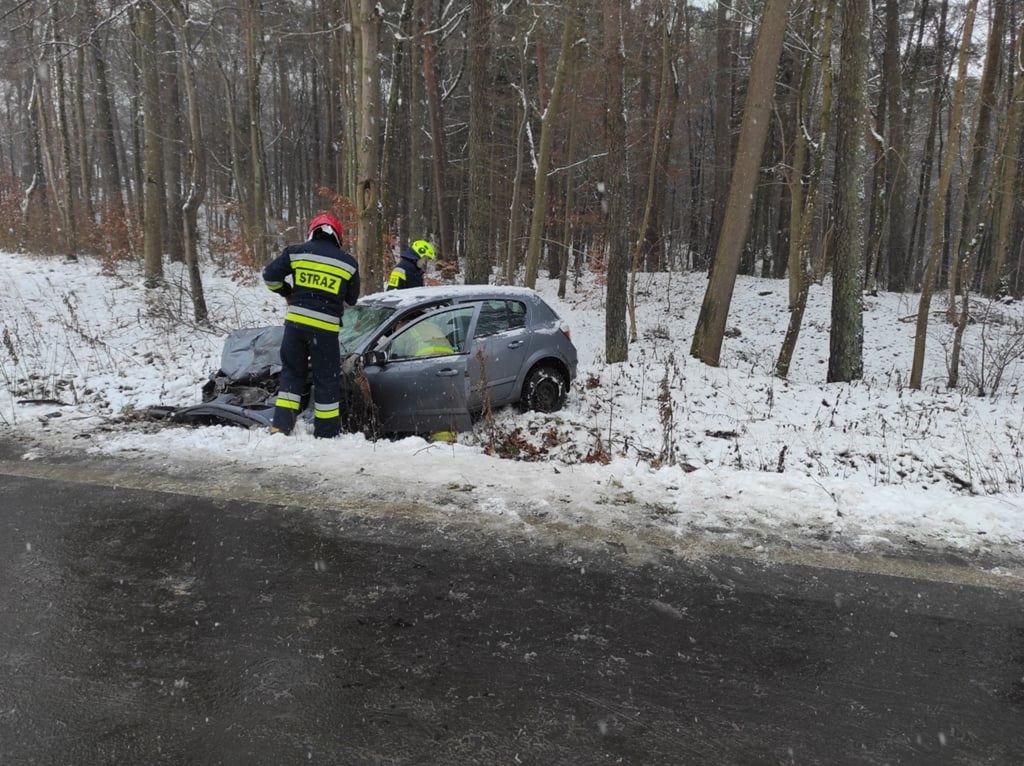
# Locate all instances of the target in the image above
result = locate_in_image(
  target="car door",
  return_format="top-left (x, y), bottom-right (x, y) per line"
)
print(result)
top-left (466, 299), bottom-right (532, 410)
top-left (361, 304), bottom-right (479, 435)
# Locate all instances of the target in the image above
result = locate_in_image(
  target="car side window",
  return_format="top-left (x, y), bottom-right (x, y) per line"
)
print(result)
top-left (372, 301), bottom-right (451, 349)
top-left (507, 301), bottom-right (527, 330)
top-left (389, 306), bottom-right (476, 360)
top-left (474, 300), bottom-right (509, 338)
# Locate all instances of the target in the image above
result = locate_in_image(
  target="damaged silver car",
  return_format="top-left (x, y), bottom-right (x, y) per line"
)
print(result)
top-left (160, 286), bottom-right (578, 436)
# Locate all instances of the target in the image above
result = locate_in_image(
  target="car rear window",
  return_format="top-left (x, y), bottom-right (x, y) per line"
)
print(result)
top-left (474, 300), bottom-right (528, 338)
top-left (532, 298), bottom-right (560, 323)
top-left (508, 300), bottom-right (526, 329)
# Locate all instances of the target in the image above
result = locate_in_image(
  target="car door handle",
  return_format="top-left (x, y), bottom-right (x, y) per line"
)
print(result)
top-left (435, 368), bottom-right (459, 377)
top-left (507, 340), bottom-right (525, 349)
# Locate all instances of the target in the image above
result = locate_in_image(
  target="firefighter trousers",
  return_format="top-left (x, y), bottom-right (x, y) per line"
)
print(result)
top-left (273, 322), bottom-right (341, 438)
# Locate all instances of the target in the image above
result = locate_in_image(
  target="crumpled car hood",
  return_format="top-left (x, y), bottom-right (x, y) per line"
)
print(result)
top-left (148, 325), bottom-right (372, 433)
top-left (146, 327), bottom-right (283, 429)
top-left (148, 398), bottom-right (276, 429)
top-left (219, 326), bottom-right (284, 381)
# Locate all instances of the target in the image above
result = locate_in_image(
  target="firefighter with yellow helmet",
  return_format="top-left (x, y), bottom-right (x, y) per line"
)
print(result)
top-left (386, 239), bottom-right (435, 290)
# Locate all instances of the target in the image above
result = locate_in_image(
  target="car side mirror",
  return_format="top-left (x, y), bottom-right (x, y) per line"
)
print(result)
top-left (363, 349), bottom-right (389, 368)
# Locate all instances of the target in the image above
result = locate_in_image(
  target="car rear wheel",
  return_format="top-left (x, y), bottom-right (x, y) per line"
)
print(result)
top-left (519, 363), bottom-right (567, 413)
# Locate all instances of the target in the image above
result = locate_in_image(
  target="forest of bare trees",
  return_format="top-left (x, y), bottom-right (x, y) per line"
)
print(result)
top-left (1, 0), bottom-right (1022, 387)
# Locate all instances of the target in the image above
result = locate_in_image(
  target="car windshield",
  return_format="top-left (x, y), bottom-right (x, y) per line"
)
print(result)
top-left (338, 303), bottom-right (395, 353)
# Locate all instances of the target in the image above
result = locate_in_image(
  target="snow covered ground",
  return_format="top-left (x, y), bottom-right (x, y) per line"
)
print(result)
top-left (2, 251), bottom-right (1023, 565)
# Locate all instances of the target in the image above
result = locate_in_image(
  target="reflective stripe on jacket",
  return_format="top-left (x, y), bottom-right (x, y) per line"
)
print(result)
top-left (262, 237), bottom-right (360, 332)
top-left (386, 248), bottom-right (424, 290)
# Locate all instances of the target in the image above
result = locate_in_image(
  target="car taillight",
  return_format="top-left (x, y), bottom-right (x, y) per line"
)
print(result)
top-left (560, 322), bottom-right (571, 340)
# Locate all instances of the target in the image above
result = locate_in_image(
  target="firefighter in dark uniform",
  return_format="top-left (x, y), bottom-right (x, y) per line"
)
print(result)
top-left (386, 239), bottom-right (435, 290)
top-left (263, 213), bottom-right (359, 438)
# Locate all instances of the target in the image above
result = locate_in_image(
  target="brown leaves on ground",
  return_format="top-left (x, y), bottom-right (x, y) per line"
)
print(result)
top-left (483, 425), bottom-right (564, 462)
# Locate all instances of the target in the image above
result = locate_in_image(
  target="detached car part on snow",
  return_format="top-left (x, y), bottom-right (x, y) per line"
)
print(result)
top-left (161, 286), bottom-right (578, 436)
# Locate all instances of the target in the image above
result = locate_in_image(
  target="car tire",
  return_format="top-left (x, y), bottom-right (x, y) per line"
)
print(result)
top-left (519, 363), bottom-right (567, 413)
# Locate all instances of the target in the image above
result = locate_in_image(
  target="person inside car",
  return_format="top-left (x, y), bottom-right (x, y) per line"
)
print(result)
top-left (389, 315), bottom-right (454, 359)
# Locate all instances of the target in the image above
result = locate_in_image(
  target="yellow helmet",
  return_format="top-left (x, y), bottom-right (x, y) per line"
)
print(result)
top-left (411, 239), bottom-right (436, 260)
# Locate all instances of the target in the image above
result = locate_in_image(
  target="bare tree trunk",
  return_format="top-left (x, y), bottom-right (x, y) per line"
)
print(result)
top-left (51, 1), bottom-right (78, 260)
top-left (21, 90), bottom-right (47, 227)
top-left (505, 44), bottom-right (530, 284)
top-left (708, 0), bottom-right (733, 266)
top-left (785, 2), bottom-right (817, 309)
top-left (950, 21), bottom-right (1020, 385)
top-left (776, 0), bottom-right (836, 378)
top-left (949, 195), bottom-right (1001, 390)
top-left (340, 0), bottom-right (354, 196)
top-left (947, 0), bottom-right (1006, 322)
top-left (986, 25), bottom-right (1024, 294)
top-left (884, 0), bottom-right (910, 293)
top-left (73, 45), bottom-right (94, 225)
top-left (604, 0), bottom-right (629, 363)
top-left (900, 0), bottom-right (931, 139)
top-left (422, 2), bottom-right (452, 263)
top-left (536, 34), bottom-right (548, 115)
top-left (128, 9), bottom-right (145, 225)
top-left (381, 0), bottom-right (412, 244)
top-left (864, 40), bottom-right (888, 296)
top-left (558, 57), bottom-right (580, 300)
top-left (170, 0), bottom-right (208, 322)
top-left (907, 0), bottom-right (949, 285)
top-left (628, 10), bottom-right (674, 342)
top-left (828, 0), bottom-right (869, 383)
top-left (782, 1), bottom-right (823, 309)
top-left (328, 1), bottom-right (342, 195)
top-left (277, 45), bottom-right (298, 227)
top-left (408, 0), bottom-right (426, 238)
top-left (525, 4), bottom-right (577, 289)
top-left (20, 50), bottom-right (48, 233)
top-left (269, 39), bottom-right (282, 222)
top-left (84, 0), bottom-right (123, 221)
top-left (221, 68), bottom-right (251, 241)
top-left (37, 66), bottom-right (61, 228)
top-left (162, 20), bottom-right (185, 264)
top-left (910, 0), bottom-right (978, 390)
top-left (245, 0), bottom-right (267, 260)
top-left (888, 0), bottom-right (931, 285)
top-left (353, 0), bottom-right (382, 292)
top-left (646, 34), bottom-right (682, 276)
top-left (139, 0), bottom-right (164, 286)
top-left (465, 0), bottom-right (492, 284)
top-left (350, 0), bottom-right (363, 202)
top-left (690, 0), bottom-right (791, 366)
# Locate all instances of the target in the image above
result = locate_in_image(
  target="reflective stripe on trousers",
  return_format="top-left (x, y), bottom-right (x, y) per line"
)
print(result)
top-left (314, 401), bottom-right (341, 420)
top-left (275, 390), bottom-right (302, 410)
top-left (272, 323), bottom-right (342, 438)
top-left (284, 306), bottom-right (341, 333)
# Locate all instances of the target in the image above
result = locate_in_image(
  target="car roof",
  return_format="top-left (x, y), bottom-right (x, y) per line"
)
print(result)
top-left (359, 285), bottom-right (543, 309)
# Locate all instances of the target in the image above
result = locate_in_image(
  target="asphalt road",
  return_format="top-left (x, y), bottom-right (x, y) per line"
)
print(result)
top-left (1, 471), bottom-right (1023, 765)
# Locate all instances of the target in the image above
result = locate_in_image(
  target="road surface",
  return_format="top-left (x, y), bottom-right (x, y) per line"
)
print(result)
top-left (1, 471), bottom-right (1023, 764)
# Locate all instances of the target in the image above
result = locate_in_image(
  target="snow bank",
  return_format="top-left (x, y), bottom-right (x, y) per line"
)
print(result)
top-left (2, 252), bottom-right (1022, 559)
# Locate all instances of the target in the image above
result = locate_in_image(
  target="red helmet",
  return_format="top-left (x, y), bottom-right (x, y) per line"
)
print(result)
top-left (307, 213), bottom-right (344, 246)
